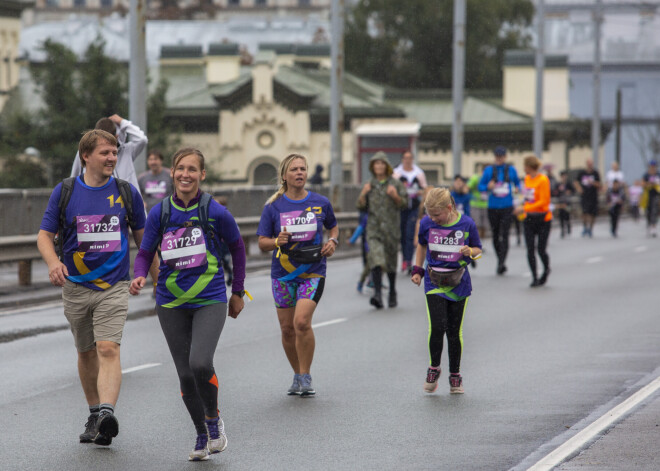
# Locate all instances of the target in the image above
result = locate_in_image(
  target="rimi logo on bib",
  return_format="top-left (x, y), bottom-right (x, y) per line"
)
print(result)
top-left (429, 228), bottom-right (464, 262)
top-left (161, 227), bottom-right (207, 270)
top-left (76, 215), bottom-right (121, 252)
top-left (280, 210), bottom-right (318, 242)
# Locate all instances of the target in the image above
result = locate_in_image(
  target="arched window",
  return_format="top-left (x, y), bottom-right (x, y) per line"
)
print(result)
top-left (253, 162), bottom-right (277, 186)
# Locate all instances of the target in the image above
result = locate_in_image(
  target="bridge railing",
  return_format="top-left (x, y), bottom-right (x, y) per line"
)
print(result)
top-left (0, 213), bottom-right (361, 286)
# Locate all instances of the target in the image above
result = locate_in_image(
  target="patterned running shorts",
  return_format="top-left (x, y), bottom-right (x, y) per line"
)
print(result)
top-left (271, 277), bottom-right (325, 308)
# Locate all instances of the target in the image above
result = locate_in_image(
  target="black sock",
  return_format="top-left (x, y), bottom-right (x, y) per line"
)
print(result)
top-left (387, 272), bottom-right (396, 294)
top-left (89, 404), bottom-right (100, 416)
top-left (371, 266), bottom-right (382, 295)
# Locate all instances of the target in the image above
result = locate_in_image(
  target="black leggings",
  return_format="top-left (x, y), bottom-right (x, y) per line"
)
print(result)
top-left (488, 207), bottom-right (513, 265)
top-left (425, 294), bottom-right (467, 374)
top-left (157, 303), bottom-right (227, 435)
top-left (523, 217), bottom-right (551, 279)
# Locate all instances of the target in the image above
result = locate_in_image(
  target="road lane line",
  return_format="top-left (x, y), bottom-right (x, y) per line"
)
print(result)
top-left (0, 300), bottom-right (63, 317)
top-left (527, 375), bottom-right (660, 471)
top-left (586, 256), bottom-right (603, 264)
top-left (122, 363), bottom-right (161, 374)
top-left (634, 245), bottom-right (647, 253)
top-left (312, 318), bottom-right (348, 329)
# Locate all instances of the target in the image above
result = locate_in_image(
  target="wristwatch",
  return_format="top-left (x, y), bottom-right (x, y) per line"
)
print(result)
top-left (232, 290), bottom-right (245, 298)
top-left (329, 237), bottom-right (339, 246)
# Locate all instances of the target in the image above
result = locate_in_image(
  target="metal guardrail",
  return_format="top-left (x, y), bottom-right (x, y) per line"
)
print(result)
top-left (0, 213), bottom-right (361, 286)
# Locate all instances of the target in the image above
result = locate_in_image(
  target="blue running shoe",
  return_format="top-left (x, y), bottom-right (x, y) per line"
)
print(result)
top-left (287, 374), bottom-right (302, 396)
top-left (357, 281), bottom-right (364, 293)
top-left (299, 373), bottom-right (315, 397)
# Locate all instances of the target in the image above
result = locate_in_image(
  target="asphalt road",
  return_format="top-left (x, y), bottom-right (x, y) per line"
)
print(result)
top-left (1, 218), bottom-right (659, 471)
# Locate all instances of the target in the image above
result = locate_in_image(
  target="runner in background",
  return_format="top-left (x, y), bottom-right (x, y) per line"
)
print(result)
top-left (606, 179), bottom-right (626, 238)
top-left (556, 170), bottom-right (575, 238)
top-left (514, 156), bottom-right (552, 287)
top-left (393, 150), bottom-right (427, 274)
top-left (478, 146), bottom-right (521, 275)
top-left (574, 158), bottom-right (602, 238)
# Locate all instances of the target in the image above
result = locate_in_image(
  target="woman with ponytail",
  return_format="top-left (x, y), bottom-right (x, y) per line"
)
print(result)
top-left (257, 154), bottom-right (339, 397)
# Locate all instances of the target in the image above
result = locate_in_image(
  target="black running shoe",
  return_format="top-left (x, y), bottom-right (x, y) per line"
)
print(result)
top-left (370, 293), bottom-right (383, 309)
top-left (388, 291), bottom-right (397, 308)
top-left (79, 414), bottom-right (97, 443)
top-left (93, 410), bottom-right (119, 446)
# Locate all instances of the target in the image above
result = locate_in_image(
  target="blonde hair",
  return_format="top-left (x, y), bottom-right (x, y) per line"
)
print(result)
top-left (424, 187), bottom-right (456, 212)
top-left (266, 154), bottom-right (308, 204)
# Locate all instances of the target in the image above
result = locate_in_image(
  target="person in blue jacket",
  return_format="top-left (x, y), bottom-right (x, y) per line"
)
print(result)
top-left (478, 146), bottom-right (521, 274)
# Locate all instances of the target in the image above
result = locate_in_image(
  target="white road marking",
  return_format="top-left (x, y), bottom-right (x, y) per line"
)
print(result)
top-left (634, 246), bottom-right (647, 253)
top-left (122, 363), bottom-right (161, 374)
top-left (586, 256), bottom-right (603, 264)
top-left (0, 300), bottom-right (63, 317)
top-left (312, 318), bottom-right (348, 329)
top-left (527, 375), bottom-right (660, 471)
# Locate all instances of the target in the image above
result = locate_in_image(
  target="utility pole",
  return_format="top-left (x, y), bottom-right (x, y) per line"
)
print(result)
top-left (452, 0), bottom-right (466, 177)
top-left (534, 0), bottom-right (545, 159)
top-left (592, 0), bottom-right (602, 170)
top-left (329, 0), bottom-right (345, 210)
top-left (615, 87), bottom-right (622, 165)
top-left (129, 0), bottom-right (148, 174)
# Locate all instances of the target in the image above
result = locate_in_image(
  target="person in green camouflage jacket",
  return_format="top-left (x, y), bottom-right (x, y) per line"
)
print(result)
top-left (357, 152), bottom-right (407, 309)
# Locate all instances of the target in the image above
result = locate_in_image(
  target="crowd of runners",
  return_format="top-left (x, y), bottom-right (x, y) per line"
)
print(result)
top-left (36, 118), bottom-right (658, 461)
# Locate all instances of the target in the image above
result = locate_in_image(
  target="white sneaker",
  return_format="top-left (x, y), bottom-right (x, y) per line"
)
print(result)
top-left (206, 417), bottom-right (228, 454)
top-left (188, 434), bottom-right (210, 461)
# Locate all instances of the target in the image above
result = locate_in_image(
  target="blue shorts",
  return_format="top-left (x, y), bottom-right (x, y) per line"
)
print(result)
top-left (271, 277), bottom-right (325, 309)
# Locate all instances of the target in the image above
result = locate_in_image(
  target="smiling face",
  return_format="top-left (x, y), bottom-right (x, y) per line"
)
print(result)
top-left (284, 157), bottom-right (307, 190)
top-left (171, 153), bottom-right (205, 199)
top-left (82, 138), bottom-right (117, 181)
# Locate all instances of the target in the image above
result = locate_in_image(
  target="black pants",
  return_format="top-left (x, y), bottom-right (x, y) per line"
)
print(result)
top-left (609, 205), bottom-right (621, 235)
top-left (157, 303), bottom-right (227, 435)
top-left (488, 207), bottom-right (513, 266)
top-left (558, 208), bottom-right (571, 237)
top-left (523, 217), bottom-right (551, 280)
top-left (425, 294), bottom-right (467, 374)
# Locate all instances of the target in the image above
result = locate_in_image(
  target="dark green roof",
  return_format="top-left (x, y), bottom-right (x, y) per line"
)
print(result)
top-left (504, 50), bottom-right (568, 68)
top-left (208, 43), bottom-right (240, 56)
top-left (161, 45), bottom-right (203, 59)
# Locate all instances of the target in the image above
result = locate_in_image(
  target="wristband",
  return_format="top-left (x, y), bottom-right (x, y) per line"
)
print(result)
top-left (329, 237), bottom-right (339, 246)
top-left (411, 265), bottom-right (425, 278)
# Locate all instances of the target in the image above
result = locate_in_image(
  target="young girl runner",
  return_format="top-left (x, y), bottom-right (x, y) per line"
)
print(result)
top-left (257, 154), bottom-right (339, 397)
top-left (129, 148), bottom-right (247, 461)
top-left (411, 188), bottom-right (482, 394)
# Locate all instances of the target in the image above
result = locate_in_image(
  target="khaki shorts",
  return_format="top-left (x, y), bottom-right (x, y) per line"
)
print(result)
top-left (62, 280), bottom-right (129, 352)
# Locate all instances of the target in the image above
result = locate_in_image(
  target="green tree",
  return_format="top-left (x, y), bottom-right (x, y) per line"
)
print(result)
top-left (0, 36), bottom-right (178, 188)
top-left (147, 77), bottom-right (182, 162)
top-left (345, 0), bottom-right (534, 89)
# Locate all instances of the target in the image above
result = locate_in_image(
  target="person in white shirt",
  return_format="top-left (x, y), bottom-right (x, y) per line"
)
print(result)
top-left (71, 114), bottom-right (148, 192)
top-left (393, 150), bottom-right (427, 274)
top-left (605, 161), bottom-right (625, 189)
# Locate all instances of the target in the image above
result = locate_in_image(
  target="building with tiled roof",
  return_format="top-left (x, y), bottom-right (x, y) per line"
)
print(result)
top-left (160, 43), bottom-right (596, 187)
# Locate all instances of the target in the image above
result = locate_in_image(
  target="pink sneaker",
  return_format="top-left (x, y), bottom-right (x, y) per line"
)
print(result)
top-left (424, 367), bottom-right (440, 393)
top-left (449, 374), bottom-right (464, 394)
